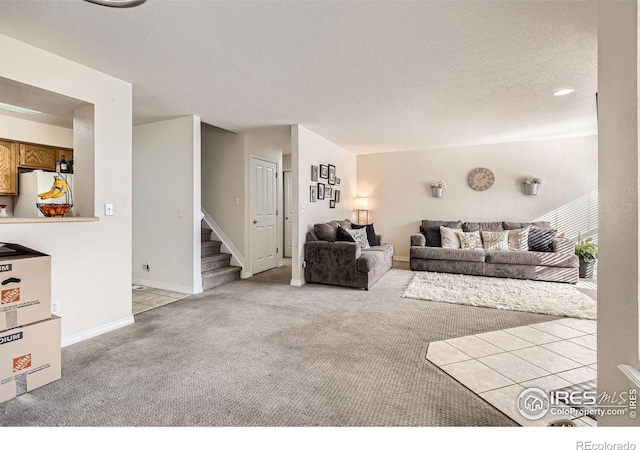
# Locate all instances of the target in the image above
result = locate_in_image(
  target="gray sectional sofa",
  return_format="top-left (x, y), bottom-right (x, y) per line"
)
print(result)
top-left (304, 219), bottom-right (394, 289)
top-left (410, 220), bottom-right (579, 284)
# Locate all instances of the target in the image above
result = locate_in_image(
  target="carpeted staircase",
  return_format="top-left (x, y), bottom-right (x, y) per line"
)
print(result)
top-left (201, 228), bottom-right (241, 290)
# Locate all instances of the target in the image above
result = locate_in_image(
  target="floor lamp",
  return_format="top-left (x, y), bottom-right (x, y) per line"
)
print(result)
top-left (355, 197), bottom-right (369, 225)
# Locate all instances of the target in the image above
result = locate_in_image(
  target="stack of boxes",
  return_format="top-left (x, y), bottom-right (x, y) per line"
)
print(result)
top-left (0, 243), bottom-right (61, 404)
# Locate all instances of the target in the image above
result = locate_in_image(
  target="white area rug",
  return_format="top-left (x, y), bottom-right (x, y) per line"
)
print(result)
top-left (403, 272), bottom-right (596, 319)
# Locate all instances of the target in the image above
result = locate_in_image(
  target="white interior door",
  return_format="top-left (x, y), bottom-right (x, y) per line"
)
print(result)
top-left (283, 171), bottom-right (293, 258)
top-left (251, 157), bottom-right (278, 274)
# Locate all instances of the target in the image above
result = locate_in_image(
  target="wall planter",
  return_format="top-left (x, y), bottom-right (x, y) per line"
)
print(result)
top-left (432, 187), bottom-right (444, 198)
top-left (523, 182), bottom-right (540, 195)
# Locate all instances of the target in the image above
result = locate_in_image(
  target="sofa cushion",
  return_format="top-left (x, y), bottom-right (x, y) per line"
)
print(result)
top-left (356, 250), bottom-right (386, 272)
top-left (503, 221), bottom-right (552, 230)
top-left (455, 230), bottom-right (482, 249)
top-left (362, 244), bottom-right (394, 260)
top-left (351, 223), bottom-right (380, 246)
top-left (481, 230), bottom-right (509, 251)
top-left (410, 247), bottom-right (486, 262)
top-left (422, 220), bottom-right (463, 229)
top-left (347, 227), bottom-right (370, 248)
top-left (463, 222), bottom-right (504, 232)
top-left (419, 225), bottom-right (442, 247)
top-left (528, 228), bottom-right (557, 252)
top-left (314, 222), bottom-right (339, 241)
top-left (485, 250), bottom-right (578, 268)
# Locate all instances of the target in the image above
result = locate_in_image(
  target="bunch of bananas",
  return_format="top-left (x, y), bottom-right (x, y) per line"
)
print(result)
top-left (38, 176), bottom-right (69, 200)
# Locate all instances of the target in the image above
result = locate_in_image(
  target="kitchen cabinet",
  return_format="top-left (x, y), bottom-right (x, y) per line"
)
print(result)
top-left (18, 144), bottom-right (57, 170)
top-left (0, 141), bottom-right (18, 195)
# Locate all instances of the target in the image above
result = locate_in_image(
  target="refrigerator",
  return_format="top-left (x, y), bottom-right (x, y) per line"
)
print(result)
top-left (14, 171), bottom-right (74, 218)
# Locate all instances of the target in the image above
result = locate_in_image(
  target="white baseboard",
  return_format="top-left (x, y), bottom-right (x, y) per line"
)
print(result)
top-left (132, 278), bottom-right (196, 295)
top-left (278, 261), bottom-right (284, 268)
top-left (241, 271), bottom-right (253, 279)
top-left (393, 256), bottom-right (410, 262)
top-left (290, 278), bottom-right (305, 287)
top-left (62, 315), bottom-right (134, 348)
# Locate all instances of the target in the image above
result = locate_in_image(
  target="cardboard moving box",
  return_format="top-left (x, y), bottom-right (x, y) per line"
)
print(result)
top-left (0, 316), bottom-right (61, 404)
top-left (0, 243), bottom-right (52, 332)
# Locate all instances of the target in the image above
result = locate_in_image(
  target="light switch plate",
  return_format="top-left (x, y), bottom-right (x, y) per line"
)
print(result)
top-left (105, 203), bottom-right (114, 216)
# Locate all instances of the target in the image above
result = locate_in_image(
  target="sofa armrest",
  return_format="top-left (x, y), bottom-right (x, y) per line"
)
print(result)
top-left (411, 233), bottom-right (426, 247)
top-left (553, 237), bottom-right (575, 255)
top-left (304, 241), bottom-right (362, 267)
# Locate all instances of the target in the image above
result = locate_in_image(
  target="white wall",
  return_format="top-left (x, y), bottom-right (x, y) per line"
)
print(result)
top-left (133, 116), bottom-right (202, 294)
top-left (357, 135), bottom-right (598, 258)
top-left (291, 125), bottom-right (357, 285)
top-left (597, 1), bottom-right (639, 427)
top-left (0, 34), bottom-right (132, 344)
top-left (201, 124), bottom-right (245, 256)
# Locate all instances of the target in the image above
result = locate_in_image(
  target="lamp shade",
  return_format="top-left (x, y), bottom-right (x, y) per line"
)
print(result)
top-left (354, 197), bottom-right (369, 209)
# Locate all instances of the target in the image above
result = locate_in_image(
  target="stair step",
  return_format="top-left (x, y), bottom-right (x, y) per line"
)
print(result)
top-left (202, 266), bottom-right (241, 290)
top-left (201, 240), bottom-right (221, 257)
top-left (201, 253), bottom-right (232, 271)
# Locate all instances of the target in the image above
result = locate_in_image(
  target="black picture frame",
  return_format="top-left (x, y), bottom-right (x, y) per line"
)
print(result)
top-left (317, 183), bottom-right (325, 200)
top-left (310, 185), bottom-right (317, 202)
top-left (328, 164), bottom-right (336, 185)
top-left (335, 190), bottom-right (340, 203)
top-left (329, 200), bottom-right (336, 209)
top-left (326, 186), bottom-right (332, 199)
top-left (320, 165), bottom-right (328, 179)
top-left (311, 165), bottom-right (318, 182)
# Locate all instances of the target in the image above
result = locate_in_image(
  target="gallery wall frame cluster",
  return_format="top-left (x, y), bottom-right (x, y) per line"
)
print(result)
top-left (310, 164), bottom-right (341, 208)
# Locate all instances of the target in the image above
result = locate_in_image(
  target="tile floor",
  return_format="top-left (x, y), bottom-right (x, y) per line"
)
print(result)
top-left (132, 286), bottom-right (190, 315)
top-left (426, 317), bottom-right (598, 427)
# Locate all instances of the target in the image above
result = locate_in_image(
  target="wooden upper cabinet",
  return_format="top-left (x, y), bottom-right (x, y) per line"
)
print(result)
top-left (0, 141), bottom-right (18, 195)
top-left (18, 144), bottom-right (57, 170)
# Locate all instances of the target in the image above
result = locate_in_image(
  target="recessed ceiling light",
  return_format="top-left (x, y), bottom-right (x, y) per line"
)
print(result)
top-left (553, 88), bottom-right (575, 97)
top-left (84, 0), bottom-right (147, 8)
top-left (0, 102), bottom-right (40, 115)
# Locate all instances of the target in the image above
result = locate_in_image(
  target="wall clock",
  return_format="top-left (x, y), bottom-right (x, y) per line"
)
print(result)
top-left (467, 167), bottom-right (495, 191)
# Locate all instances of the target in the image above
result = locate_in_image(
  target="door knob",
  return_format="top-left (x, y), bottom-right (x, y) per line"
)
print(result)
top-left (253, 220), bottom-right (258, 224)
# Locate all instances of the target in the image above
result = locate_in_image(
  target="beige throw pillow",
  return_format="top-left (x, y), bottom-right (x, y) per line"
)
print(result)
top-left (455, 230), bottom-right (482, 250)
top-left (481, 230), bottom-right (509, 251)
top-left (346, 228), bottom-right (370, 249)
top-left (440, 226), bottom-right (464, 249)
top-left (508, 226), bottom-right (530, 252)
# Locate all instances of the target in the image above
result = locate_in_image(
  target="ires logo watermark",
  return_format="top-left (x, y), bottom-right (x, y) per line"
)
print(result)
top-left (517, 387), bottom-right (638, 419)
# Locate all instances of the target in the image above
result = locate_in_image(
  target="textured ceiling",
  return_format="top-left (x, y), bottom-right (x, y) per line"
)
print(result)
top-left (0, 1), bottom-right (597, 154)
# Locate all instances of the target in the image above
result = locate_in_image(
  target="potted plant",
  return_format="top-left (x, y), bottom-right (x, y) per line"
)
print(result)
top-left (523, 177), bottom-right (542, 195)
top-left (431, 181), bottom-right (447, 198)
top-left (575, 236), bottom-right (597, 278)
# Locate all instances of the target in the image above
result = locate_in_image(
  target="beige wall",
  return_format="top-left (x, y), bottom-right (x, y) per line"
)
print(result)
top-left (291, 125), bottom-right (357, 285)
top-left (0, 34), bottom-right (132, 344)
top-left (201, 124), bottom-right (245, 257)
top-left (597, 1), bottom-right (639, 426)
top-left (357, 135), bottom-right (597, 258)
top-left (133, 116), bottom-right (202, 294)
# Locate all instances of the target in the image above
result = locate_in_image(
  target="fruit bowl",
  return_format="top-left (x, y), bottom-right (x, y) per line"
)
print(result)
top-left (37, 203), bottom-right (73, 217)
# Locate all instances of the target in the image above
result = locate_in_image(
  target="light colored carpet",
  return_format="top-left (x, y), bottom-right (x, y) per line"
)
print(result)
top-left (403, 272), bottom-right (596, 320)
top-left (0, 264), bottom-right (560, 427)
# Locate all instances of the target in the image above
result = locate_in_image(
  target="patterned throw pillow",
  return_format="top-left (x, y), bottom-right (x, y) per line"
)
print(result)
top-left (481, 230), bottom-right (509, 251)
top-left (455, 231), bottom-right (482, 250)
top-left (440, 226), bottom-right (464, 249)
top-left (508, 226), bottom-right (530, 251)
top-left (346, 227), bottom-right (370, 249)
